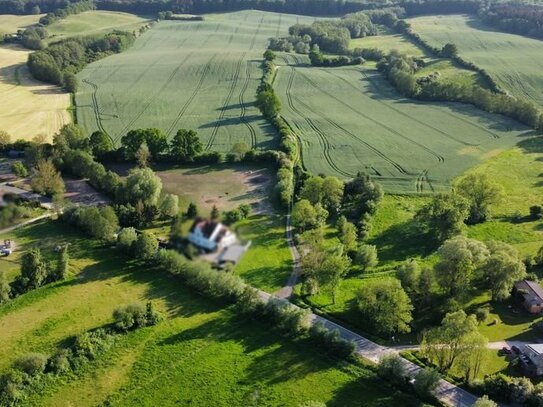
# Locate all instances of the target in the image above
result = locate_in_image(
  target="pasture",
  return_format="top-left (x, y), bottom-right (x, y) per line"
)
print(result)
top-left (275, 53), bottom-right (531, 193)
top-left (408, 14), bottom-right (543, 108)
top-left (75, 10), bottom-right (317, 150)
top-left (45, 10), bottom-right (150, 43)
top-left (0, 45), bottom-right (70, 142)
top-left (0, 219), bottom-right (409, 406)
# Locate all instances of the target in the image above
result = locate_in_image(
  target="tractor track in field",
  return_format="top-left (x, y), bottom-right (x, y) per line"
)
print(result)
top-left (292, 89), bottom-right (409, 177)
top-left (288, 68), bottom-right (410, 176)
top-left (82, 79), bottom-right (107, 134)
top-left (299, 70), bottom-right (446, 164)
top-left (284, 67), bottom-right (353, 178)
top-left (238, 61), bottom-right (258, 148)
top-left (415, 169), bottom-right (435, 193)
top-left (428, 104), bottom-right (501, 139)
top-left (276, 13), bottom-right (282, 37)
top-left (205, 53), bottom-right (245, 150)
top-left (206, 17), bottom-right (264, 150)
top-left (113, 25), bottom-right (206, 140)
top-left (248, 15), bottom-right (265, 51)
top-left (348, 69), bottom-right (481, 147)
top-left (167, 54), bottom-right (218, 137)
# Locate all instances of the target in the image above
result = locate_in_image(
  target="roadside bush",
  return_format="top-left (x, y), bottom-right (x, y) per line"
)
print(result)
top-left (14, 353), bottom-right (47, 376)
top-left (308, 322), bottom-right (356, 359)
top-left (264, 298), bottom-right (311, 337)
top-left (378, 354), bottom-right (407, 385)
top-left (61, 205), bottom-right (119, 242)
top-left (413, 368), bottom-right (440, 398)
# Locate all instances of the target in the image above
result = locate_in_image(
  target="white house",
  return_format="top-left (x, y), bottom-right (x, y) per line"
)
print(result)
top-left (188, 219), bottom-right (237, 251)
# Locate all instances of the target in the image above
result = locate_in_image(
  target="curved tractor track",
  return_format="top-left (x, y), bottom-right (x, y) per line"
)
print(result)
top-left (238, 61), bottom-right (258, 148)
top-left (82, 79), bottom-right (107, 135)
top-left (284, 67), bottom-right (353, 178)
top-left (299, 70), bottom-right (446, 164)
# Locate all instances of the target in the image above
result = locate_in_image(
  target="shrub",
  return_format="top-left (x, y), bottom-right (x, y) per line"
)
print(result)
top-left (134, 232), bottom-right (158, 260)
top-left (475, 308), bottom-right (489, 324)
top-left (377, 354), bottom-right (407, 384)
top-left (117, 227), bottom-right (137, 254)
top-left (113, 302), bottom-right (163, 331)
top-left (14, 353), bottom-right (47, 376)
top-left (47, 349), bottom-right (71, 374)
top-left (530, 205), bottom-right (543, 220)
top-left (11, 161), bottom-right (28, 177)
top-left (413, 368), bottom-right (440, 398)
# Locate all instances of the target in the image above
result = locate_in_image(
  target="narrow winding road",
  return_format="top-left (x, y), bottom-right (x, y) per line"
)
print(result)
top-left (270, 210), bottom-right (478, 407)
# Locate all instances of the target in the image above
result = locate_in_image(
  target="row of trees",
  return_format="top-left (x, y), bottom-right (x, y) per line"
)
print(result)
top-left (0, 302), bottom-right (161, 405)
top-left (479, 3), bottom-right (543, 40)
top-left (308, 45), bottom-right (364, 67)
top-left (377, 51), bottom-right (543, 130)
top-left (39, 0), bottom-right (96, 25)
top-left (28, 30), bottom-right (136, 91)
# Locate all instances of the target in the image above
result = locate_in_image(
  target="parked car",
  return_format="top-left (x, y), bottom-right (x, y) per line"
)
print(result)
top-left (0, 249), bottom-right (11, 257)
top-left (512, 345), bottom-right (522, 355)
top-left (501, 347), bottom-right (512, 354)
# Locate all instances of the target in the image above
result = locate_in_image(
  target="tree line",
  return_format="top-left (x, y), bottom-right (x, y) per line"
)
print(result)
top-left (479, 2), bottom-right (543, 40)
top-left (39, 0), bottom-right (96, 25)
top-left (28, 30), bottom-right (137, 91)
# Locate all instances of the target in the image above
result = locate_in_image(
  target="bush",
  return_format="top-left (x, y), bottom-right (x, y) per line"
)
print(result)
top-left (530, 205), bottom-right (543, 220)
top-left (307, 322), bottom-right (355, 359)
top-left (134, 231), bottom-right (158, 260)
top-left (377, 354), bottom-right (407, 385)
top-left (47, 349), bottom-right (71, 374)
top-left (14, 353), bottom-right (47, 376)
top-left (11, 161), bottom-right (28, 177)
top-left (113, 302), bottom-right (163, 331)
top-left (475, 308), bottom-right (489, 324)
top-left (413, 368), bottom-right (440, 398)
top-left (117, 227), bottom-right (137, 254)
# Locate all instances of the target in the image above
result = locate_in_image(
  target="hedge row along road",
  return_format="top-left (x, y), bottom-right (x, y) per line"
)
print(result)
top-left (274, 53), bottom-right (531, 193)
top-left (75, 10), bottom-right (318, 151)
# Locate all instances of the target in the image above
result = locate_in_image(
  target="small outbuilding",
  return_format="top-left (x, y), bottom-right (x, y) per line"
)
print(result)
top-left (515, 280), bottom-right (543, 314)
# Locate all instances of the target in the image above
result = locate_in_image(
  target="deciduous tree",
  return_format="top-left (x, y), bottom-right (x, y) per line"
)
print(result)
top-left (170, 129), bottom-right (202, 162)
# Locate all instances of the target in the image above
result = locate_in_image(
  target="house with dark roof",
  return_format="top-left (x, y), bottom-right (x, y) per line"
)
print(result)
top-left (515, 280), bottom-right (543, 314)
top-left (187, 218), bottom-right (237, 251)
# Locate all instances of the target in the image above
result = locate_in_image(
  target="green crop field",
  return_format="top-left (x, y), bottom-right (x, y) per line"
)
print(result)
top-left (408, 14), bottom-right (543, 108)
top-left (75, 11), bottom-right (317, 151)
top-left (275, 53), bottom-right (532, 193)
top-left (46, 10), bottom-right (150, 43)
top-left (0, 220), bottom-right (410, 406)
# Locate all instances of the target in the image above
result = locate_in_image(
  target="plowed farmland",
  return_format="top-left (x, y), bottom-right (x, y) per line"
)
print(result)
top-left (408, 14), bottom-right (543, 108)
top-left (275, 54), bottom-right (531, 193)
top-left (75, 11), bottom-right (316, 150)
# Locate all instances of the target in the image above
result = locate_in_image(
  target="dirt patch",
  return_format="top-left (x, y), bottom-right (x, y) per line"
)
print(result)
top-left (64, 178), bottom-right (110, 206)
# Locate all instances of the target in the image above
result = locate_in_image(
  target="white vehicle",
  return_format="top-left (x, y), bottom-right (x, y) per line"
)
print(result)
top-left (0, 248), bottom-right (12, 257)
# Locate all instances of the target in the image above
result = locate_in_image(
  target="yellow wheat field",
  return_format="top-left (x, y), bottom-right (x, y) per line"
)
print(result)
top-left (0, 45), bottom-right (70, 142)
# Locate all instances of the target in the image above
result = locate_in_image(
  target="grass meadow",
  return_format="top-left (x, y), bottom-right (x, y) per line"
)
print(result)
top-left (76, 10), bottom-right (318, 151)
top-left (0, 219), bottom-right (414, 406)
top-left (45, 10), bottom-right (150, 43)
top-left (0, 14), bottom-right (42, 34)
top-left (408, 14), bottom-right (543, 108)
top-left (0, 45), bottom-right (70, 141)
top-left (275, 52), bottom-right (531, 193)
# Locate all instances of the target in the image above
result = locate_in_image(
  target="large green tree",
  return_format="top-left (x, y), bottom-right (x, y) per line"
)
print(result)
top-left (121, 128), bottom-right (168, 161)
top-left (415, 193), bottom-right (469, 242)
top-left (123, 167), bottom-right (162, 207)
top-left (434, 236), bottom-right (489, 299)
top-left (30, 159), bottom-right (65, 197)
top-left (483, 241), bottom-right (526, 301)
top-left (357, 279), bottom-right (413, 336)
top-left (89, 130), bottom-right (113, 158)
top-left (170, 129), bottom-right (202, 162)
top-left (53, 124), bottom-right (88, 154)
top-left (455, 173), bottom-right (503, 224)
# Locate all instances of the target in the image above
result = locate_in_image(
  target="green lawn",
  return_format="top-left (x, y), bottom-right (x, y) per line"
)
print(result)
top-left (234, 214), bottom-right (292, 293)
top-left (350, 26), bottom-right (425, 56)
top-left (0, 219), bottom-right (418, 406)
top-left (45, 10), bottom-right (150, 43)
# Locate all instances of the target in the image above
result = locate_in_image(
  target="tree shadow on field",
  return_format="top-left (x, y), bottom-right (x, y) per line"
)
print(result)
top-left (368, 219), bottom-right (436, 263)
top-left (518, 136), bottom-right (543, 154)
top-left (199, 115), bottom-right (261, 129)
top-left (218, 102), bottom-right (255, 111)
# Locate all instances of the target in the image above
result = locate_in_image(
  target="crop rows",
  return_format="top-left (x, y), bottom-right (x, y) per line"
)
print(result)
top-left (274, 55), bottom-right (530, 193)
top-left (76, 11), bottom-right (317, 151)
